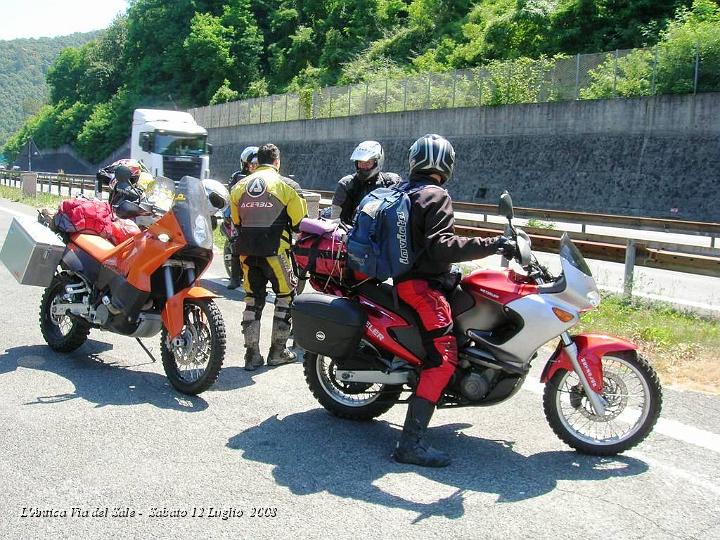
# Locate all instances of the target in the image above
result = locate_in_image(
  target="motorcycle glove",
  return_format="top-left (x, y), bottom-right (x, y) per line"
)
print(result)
top-left (496, 236), bottom-right (518, 260)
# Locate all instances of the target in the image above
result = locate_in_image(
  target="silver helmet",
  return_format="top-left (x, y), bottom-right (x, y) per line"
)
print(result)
top-left (350, 140), bottom-right (384, 179)
top-left (408, 134), bottom-right (455, 183)
top-left (240, 146), bottom-right (259, 168)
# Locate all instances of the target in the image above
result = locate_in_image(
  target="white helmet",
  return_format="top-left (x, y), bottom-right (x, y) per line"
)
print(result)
top-left (240, 146), bottom-right (259, 168)
top-left (202, 178), bottom-right (230, 212)
top-left (350, 140), bottom-right (384, 179)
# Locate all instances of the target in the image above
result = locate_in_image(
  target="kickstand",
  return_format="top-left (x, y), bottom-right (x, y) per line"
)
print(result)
top-left (135, 338), bottom-right (157, 363)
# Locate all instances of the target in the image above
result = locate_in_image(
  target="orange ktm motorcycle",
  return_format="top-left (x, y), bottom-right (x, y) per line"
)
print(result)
top-left (39, 174), bottom-right (226, 395)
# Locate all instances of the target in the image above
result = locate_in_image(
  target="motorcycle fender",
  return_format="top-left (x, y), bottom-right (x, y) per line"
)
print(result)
top-left (161, 286), bottom-right (219, 339)
top-left (540, 334), bottom-right (638, 393)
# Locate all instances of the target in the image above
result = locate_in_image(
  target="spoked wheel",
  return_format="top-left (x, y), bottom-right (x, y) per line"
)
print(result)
top-left (39, 274), bottom-right (91, 352)
top-left (303, 352), bottom-right (401, 420)
top-left (161, 299), bottom-right (226, 395)
top-left (543, 351), bottom-right (662, 455)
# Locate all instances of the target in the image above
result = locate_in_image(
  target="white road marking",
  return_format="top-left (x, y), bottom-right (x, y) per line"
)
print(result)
top-left (627, 450), bottom-right (720, 496)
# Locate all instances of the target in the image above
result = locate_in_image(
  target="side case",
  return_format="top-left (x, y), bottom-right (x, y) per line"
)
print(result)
top-left (291, 293), bottom-right (367, 359)
top-left (0, 217), bottom-right (65, 286)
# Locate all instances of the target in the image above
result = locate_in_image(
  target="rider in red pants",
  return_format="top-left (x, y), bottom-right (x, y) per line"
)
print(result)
top-left (393, 134), bottom-right (516, 468)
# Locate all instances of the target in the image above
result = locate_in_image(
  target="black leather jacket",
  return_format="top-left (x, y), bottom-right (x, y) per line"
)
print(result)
top-left (332, 171), bottom-right (401, 224)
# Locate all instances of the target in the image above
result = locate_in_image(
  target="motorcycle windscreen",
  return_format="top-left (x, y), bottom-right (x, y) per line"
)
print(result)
top-left (172, 176), bottom-right (214, 250)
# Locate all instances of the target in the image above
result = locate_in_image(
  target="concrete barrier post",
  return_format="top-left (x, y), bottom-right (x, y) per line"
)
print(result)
top-left (623, 239), bottom-right (636, 298)
top-left (302, 191), bottom-right (321, 219)
top-left (21, 172), bottom-right (38, 198)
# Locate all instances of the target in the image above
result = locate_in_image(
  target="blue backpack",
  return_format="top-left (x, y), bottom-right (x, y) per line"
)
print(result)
top-left (346, 184), bottom-right (423, 280)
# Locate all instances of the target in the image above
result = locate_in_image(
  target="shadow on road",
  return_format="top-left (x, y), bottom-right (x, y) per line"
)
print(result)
top-left (227, 409), bottom-right (649, 523)
top-left (0, 343), bottom-right (208, 412)
top-left (200, 278), bottom-right (246, 301)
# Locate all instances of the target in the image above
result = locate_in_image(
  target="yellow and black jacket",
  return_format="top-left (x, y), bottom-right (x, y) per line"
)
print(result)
top-left (230, 165), bottom-right (307, 257)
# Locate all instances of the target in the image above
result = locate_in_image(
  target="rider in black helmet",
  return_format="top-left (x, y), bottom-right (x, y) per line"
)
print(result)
top-left (392, 134), bottom-right (517, 468)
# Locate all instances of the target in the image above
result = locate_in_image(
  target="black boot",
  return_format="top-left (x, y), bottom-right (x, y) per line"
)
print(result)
top-left (227, 255), bottom-right (241, 290)
top-left (393, 396), bottom-right (451, 468)
top-left (244, 348), bottom-right (264, 371)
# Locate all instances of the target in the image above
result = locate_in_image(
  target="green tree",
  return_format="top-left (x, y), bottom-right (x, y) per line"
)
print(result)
top-left (184, 13), bottom-right (234, 103)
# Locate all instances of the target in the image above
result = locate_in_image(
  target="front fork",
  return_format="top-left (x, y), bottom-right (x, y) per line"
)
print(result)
top-left (160, 260), bottom-right (218, 341)
top-left (558, 332), bottom-right (607, 416)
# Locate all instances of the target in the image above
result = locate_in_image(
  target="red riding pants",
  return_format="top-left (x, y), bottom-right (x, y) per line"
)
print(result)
top-left (396, 279), bottom-right (458, 403)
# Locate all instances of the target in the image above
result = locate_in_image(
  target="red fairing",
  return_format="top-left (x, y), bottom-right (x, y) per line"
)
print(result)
top-left (462, 268), bottom-right (538, 305)
top-left (541, 334), bottom-right (639, 392)
top-left (357, 296), bottom-right (424, 366)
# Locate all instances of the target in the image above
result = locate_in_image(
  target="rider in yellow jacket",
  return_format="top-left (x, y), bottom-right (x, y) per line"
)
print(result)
top-left (229, 143), bottom-right (307, 370)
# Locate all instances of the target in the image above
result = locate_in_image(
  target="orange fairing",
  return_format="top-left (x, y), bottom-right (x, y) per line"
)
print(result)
top-left (105, 213), bottom-right (187, 292)
top-left (162, 286), bottom-right (219, 339)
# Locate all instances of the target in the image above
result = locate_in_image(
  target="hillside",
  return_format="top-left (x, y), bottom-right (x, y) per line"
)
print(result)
top-left (0, 32), bottom-right (98, 150)
top-left (4, 0), bottom-right (718, 165)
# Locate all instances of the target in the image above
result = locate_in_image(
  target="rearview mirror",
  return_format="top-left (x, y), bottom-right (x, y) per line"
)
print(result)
top-left (499, 191), bottom-right (514, 220)
top-left (206, 143), bottom-right (213, 155)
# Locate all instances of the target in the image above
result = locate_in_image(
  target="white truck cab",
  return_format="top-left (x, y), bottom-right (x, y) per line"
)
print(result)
top-left (131, 109), bottom-right (211, 182)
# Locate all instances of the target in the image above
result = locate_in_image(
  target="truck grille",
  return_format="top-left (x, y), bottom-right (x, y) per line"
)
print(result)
top-left (162, 156), bottom-right (202, 182)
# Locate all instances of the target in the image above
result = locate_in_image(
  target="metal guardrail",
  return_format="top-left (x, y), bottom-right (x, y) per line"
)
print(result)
top-left (315, 191), bottom-right (720, 293)
top-left (1, 173), bottom-right (717, 293)
top-left (0, 170), bottom-right (106, 198)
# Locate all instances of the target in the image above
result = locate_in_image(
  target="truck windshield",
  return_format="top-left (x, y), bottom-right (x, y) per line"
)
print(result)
top-left (153, 133), bottom-right (207, 156)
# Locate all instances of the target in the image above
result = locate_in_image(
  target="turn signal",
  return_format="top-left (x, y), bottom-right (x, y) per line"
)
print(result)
top-left (157, 234), bottom-right (171, 243)
top-left (552, 307), bottom-right (574, 322)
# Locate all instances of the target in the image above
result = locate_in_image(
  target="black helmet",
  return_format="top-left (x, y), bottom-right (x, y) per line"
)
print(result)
top-left (408, 134), bottom-right (455, 184)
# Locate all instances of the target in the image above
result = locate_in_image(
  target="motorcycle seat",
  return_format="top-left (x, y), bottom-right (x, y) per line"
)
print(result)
top-left (71, 233), bottom-right (119, 262)
top-left (355, 281), bottom-right (418, 326)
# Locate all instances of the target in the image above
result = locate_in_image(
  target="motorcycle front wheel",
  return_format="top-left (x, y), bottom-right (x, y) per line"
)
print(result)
top-left (543, 350), bottom-right (662, 455)
top-left (39, 274), bottom-right (91, 353)
top-left (161, 299), bottom-right (226, 395)
top-left (303, 352), bottom-right (401, 421)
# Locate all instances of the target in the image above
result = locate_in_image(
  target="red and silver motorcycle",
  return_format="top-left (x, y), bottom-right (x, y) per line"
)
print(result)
top-left (292, 192), bottom-right (662, 455)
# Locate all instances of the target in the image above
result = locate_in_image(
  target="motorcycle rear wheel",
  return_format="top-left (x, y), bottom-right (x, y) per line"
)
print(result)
top-left (223, 241), bottom-right (233, 278)
top-left (39, 274), bottom-right (91, 353)
top-left (303, 352), bottom-right (401, 420)
top-left (543, 350), bottom-right (662, 455)
top-left (161, 299), bottom-right (226, 395)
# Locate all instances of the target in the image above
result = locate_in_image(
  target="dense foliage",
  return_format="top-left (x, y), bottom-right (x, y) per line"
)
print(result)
top-left (0, 32), bottom-right (97, 155)
top-left (4, 0), bottom-right (719, 165)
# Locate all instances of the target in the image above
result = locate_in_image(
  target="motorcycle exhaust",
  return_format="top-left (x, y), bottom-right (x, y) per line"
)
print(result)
top-left (334, 370), bottom-right (410, 385)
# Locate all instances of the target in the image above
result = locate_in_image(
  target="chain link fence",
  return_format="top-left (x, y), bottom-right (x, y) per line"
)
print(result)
top-left (189, 46), bottom-right (718, 129)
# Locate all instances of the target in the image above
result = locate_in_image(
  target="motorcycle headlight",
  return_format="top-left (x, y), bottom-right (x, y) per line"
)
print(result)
top-left (194, 215), bottom-right (209, 245)
top-left (586, 290), bottom-right (601, 308)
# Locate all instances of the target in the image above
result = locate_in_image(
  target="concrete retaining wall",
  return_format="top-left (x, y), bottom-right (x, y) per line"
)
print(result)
top-left (207, 93), bottom-right (720, 222)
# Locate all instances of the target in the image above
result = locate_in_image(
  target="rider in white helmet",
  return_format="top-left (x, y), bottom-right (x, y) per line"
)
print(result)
top-left (229, 146), bottom-right (259, 190)
top-left (226, 146), bottom-right (259, 288)
top-left (330, 140), bottom-right (401, 224)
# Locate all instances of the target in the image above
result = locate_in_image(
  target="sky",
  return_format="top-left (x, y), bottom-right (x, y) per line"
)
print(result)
top-left (0, 0), bottom-right (128, 41)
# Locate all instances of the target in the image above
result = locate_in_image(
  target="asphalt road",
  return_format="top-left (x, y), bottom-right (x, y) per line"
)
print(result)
top-left (0, 198), bottom-right (718, 539)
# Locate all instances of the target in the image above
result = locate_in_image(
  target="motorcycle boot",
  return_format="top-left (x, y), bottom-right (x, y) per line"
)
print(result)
top-left (244, 346), bottom-right (264, 371)
top-left (393, 396), bottom-right (451, 468)
top-left (267, 298), bottom-right (296, 366)
top-left (227, 254), bottom-right (242, 290)
top-left (242, 298), bottom-right (264, 371)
